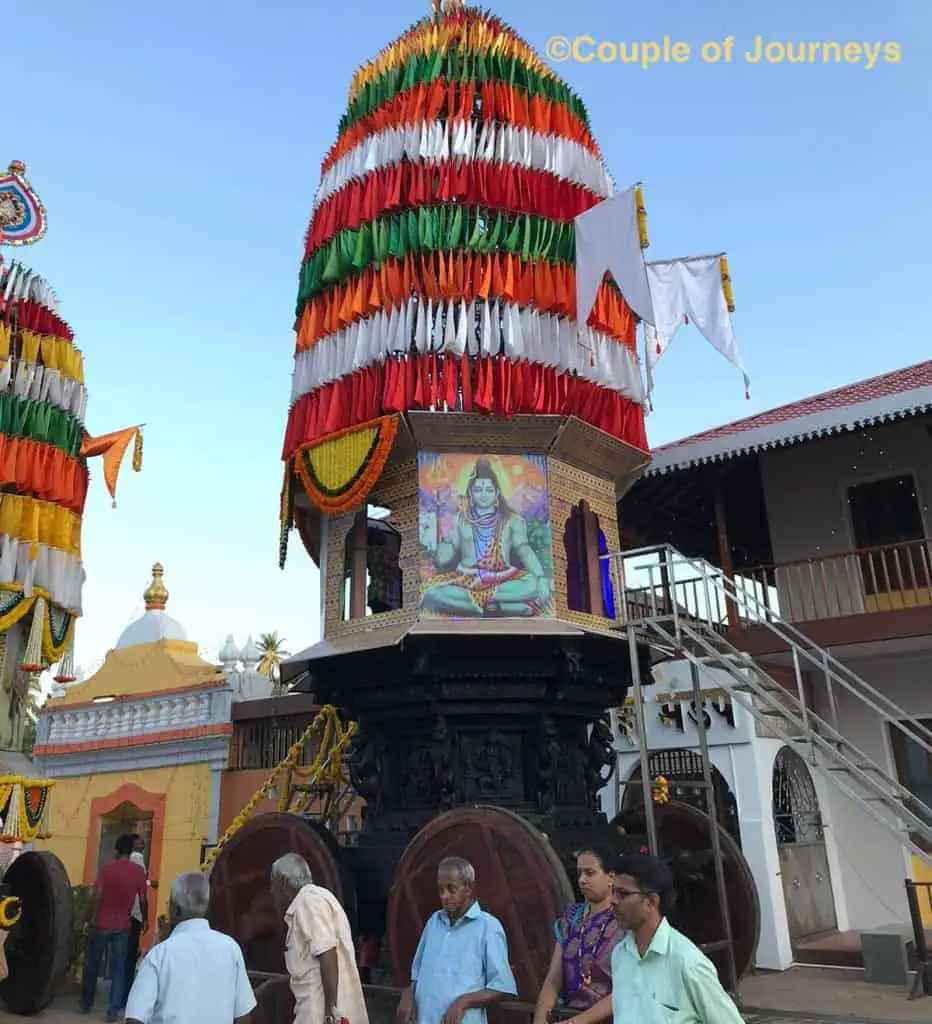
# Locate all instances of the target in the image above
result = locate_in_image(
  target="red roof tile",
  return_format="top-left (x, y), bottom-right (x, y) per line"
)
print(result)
top-left (654, 360), bottom-right (932, 453)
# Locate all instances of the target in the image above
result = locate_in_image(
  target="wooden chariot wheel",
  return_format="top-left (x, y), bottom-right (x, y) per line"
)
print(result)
top-left (0, 850), bottom-right (74, 1016)
top-left (385, 805), bottom-right (574, 1002)
top-left (615, 800), bottom-right (761, 982)
top-left (206, 812), bottom-right (356, 975)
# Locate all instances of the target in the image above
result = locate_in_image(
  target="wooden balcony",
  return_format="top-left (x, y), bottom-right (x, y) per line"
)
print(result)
top-left (616, 539), bottom-right (932, 657)
top-left (740, 539), bottom-right (932, 622)
top-left (732, 538), bottom-right (932, 655)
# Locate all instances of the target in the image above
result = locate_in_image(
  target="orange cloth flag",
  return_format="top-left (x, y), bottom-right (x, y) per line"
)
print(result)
top-left (80, 425), bottom-right (143, 505)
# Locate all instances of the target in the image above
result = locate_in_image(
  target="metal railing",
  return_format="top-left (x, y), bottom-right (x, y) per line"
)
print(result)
top-left (230, 717), bottom-right (320, 770)
top-left (739, 538), bottom-right (932, 625)
top-left (618, 539), bottom-right (932, 630)
top-left (604, 544), bottom-right (932, 860)
top-left (609, 545), bottom-right (932, 763)
top-left (906, 879), bottom-right (932, 998)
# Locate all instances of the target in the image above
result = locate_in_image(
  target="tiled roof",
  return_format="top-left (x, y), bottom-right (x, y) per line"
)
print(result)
top-left (646, 360), bottom-right (932, 476)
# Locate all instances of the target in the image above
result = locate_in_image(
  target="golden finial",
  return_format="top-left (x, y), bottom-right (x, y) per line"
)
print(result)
top-left (8, 161), bottom-right (26, 177)
top-left (144, 563), bottom-right (169, 610)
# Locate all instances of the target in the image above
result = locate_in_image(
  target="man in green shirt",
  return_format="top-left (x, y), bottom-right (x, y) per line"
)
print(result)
top-left (609, 855), bottom-right (744, 1024)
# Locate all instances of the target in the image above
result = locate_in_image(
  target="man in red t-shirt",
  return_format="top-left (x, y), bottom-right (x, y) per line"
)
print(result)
top-left (79, 834), bottom-right (148, 1021)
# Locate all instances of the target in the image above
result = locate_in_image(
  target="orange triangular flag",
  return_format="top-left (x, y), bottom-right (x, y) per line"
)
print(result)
top-left (80, 426), bottom-right (142, 505)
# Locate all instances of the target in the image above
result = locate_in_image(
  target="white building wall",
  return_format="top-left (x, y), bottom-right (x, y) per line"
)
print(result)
top-left (804, 651), bottom-right (932, 932)
top-left (753, 419), bottom-right (932, 931)
top-left (599, 658), bottom-right (795, 970)
top-left (758, 418), bottom-right (932, 565)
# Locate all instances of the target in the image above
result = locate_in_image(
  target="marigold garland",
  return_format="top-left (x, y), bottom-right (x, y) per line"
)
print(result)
top-left (652, 774), bottom-right (670, 806)
top-left (294, 415), bottom-right (399, 514)
top-left (0, 778), bottom-right (56, 843)
top-left (201, 705), bottom-right (357, 871)
top-left (0, 896), bottom-right (22, 929)
top-left (0, 587), bottom-right (74, 662)
top-left (720, 255), bottom-right (735, 312)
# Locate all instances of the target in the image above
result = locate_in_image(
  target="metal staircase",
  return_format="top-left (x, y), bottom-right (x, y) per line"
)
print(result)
top-left (608, 544), bottom-right (932, 864)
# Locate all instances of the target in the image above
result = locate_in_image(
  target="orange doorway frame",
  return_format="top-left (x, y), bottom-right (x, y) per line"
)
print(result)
top-left (83, 783), bottom-right (166, 945)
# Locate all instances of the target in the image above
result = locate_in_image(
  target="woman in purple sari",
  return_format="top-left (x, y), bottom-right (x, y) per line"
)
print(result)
top-left (533, 846), bottom-right (623, 1024)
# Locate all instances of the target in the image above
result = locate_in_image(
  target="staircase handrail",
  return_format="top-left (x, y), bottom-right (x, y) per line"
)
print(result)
top-left (609, 544), bottom-right (932, 763)
top-left (645, 616), bottom-right (932, 860)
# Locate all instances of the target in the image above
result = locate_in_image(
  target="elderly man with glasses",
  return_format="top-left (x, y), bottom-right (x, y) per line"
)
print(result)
top-left (607, 854), bottom-right (743, 1024)
top-left (124, 872), bottom-right (256, 1024)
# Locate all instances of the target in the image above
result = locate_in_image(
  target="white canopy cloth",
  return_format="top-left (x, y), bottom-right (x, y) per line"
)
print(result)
top-left (574, 187), bottom-right (655, 329)
top-left (644, 255), bottom-right (748, 399)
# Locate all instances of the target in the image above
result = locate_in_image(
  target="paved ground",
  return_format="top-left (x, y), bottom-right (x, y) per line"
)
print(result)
top-left (15, 967), bottom-right (932, 1024)
top-left (22, 1009), bottom-right (929, 1024)
top-left (738, 966), bottom-right (930, 1022)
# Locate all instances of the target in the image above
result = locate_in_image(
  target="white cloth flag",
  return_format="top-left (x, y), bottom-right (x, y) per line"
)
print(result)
top-left (574, 187), bottom-right (655, 329)
top-left (644, 255), bottom-right (748, 399)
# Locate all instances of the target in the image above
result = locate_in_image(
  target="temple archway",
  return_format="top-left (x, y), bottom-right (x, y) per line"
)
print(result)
top-left (621, 748), bottom-right (741, 844)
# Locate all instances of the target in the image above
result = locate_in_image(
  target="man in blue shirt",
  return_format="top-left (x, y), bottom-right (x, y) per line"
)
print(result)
top-left (397, 857), bottom-right (517, 1024)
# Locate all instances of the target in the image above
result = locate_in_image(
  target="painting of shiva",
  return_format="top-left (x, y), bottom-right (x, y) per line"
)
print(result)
top-left (418, 453), bottom-right (555, 618)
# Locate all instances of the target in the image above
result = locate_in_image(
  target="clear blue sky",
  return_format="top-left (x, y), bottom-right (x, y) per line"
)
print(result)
top-left (7, 0), bottom-right (930, 674)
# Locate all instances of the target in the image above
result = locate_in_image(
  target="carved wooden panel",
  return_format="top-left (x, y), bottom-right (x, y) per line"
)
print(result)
top-left (406, 412), bottom-right (564, 452)
top-left (551, 416), bottom-right (651, 485)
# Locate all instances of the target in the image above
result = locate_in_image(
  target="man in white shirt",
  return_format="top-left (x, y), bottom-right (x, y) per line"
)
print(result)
top-left (125, 872), bottom-right (256, 1024)
top-left (270, 853), bottom-right (368, 1024)
top-left (123, 834), bottom-right (149, 1005)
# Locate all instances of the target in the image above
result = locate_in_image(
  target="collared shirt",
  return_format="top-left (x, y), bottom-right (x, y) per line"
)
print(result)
top-left (125, 918), bottom-right (256, 1024)
top-left (411, 901), bottom-right (517, 1024)
top-left (284, 883), bottom-right (368, 1024)
top-left (610, 917), bottom-right (744, 1024)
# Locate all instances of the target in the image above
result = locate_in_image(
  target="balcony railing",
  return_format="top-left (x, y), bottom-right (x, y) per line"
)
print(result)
top-left (739, 538), bottom-right (932, 625)
top-left (615, 538), bottom-right (932, 630)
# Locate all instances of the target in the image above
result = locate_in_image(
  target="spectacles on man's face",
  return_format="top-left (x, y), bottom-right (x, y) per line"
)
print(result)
top-left (611, 887), bottom-right (646, 901)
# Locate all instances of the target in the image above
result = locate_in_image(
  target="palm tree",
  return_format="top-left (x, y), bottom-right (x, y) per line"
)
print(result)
top-left (256, 632), bottom-right (291, 694)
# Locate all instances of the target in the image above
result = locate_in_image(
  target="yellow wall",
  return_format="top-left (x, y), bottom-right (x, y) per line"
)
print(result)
top-left (37, 762), bottom-right (212, 924)
top-left (911, 855), bottom-right (932, 927)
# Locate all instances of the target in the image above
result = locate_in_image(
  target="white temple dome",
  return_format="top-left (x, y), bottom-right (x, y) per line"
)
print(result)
top-left (114, 563), bottom-right (188, 650)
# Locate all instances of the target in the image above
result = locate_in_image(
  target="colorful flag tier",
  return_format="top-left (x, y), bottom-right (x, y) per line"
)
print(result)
top-left (0, 164), bottom-right (143, 671)
top-left (283, 3), bottom-right (649, 498)
top-left (0, 261), bottom-right (88, 656)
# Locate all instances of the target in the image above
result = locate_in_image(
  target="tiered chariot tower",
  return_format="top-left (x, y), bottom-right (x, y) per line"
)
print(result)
top-left (279, 0), bottom-right (648, 910)
top-left (249, 0), bottom-right (754, 1001)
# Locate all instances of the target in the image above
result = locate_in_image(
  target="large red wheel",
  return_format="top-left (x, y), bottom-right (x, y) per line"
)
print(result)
top-left (207, 812), bottom-right (355, 975)
top-left (386, 805), bottom-right (574, 1002)
top-left (615, 800), bottom-right (761, 982)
